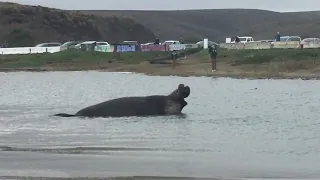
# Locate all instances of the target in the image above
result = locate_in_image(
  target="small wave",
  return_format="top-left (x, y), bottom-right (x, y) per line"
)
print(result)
top-left (0, 132), bottom-right (14, 135)
top-left (0, 146), bottom-right (214, 155)
top-left (0, 146), bottom-right (154, 154)
top-left (111, 71), bottom-right (134, 74)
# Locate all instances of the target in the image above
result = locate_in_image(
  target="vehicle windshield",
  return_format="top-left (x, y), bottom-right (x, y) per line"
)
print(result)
top-left (280, 37), bottom-right (300, 42)
top-left (96, 43), bottom-right (108, 45)
top-left (280, 37), bottom-right (288, 41)
top-left (289, 37), bottom-right (301, 42)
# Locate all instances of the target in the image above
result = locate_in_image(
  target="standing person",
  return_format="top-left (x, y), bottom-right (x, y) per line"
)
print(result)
top-left (1, 41), bottom-right (8, 48)
top-left (179, 37), bottom-right (184, 44)
top-left (208, 45), bottom-right (218, 72)
top-left (275, 32), bottom-right (281, 41)
top-left (235, 36), bottom-right (240, 43)
top-left (154, 37), bottom-right (160, 45)
top-left (171, 50), bottom-right (177, 69)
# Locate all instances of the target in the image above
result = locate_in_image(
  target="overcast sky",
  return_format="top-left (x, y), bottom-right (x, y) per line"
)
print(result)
top-left (2, 0), bottom-right (320, 12)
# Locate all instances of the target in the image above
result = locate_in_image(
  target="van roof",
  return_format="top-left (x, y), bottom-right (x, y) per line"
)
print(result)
top-left (164, 40), bottom-right (179, 42)
top-left (238, 36), bottom-right (253, 38)
top-left (281, 36), bottom-right (301, 38)
top-left (35, 42), bottom-right (61, 47)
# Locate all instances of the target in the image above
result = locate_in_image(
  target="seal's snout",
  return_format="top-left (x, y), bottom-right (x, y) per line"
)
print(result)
top-left (182, 86), bottom-right (190, 98)
top-left (178, 84), bottom-right (190, 98)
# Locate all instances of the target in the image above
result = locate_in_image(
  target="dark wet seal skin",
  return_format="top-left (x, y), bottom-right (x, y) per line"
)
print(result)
top-left (53, 84), bottom-right (191, 118)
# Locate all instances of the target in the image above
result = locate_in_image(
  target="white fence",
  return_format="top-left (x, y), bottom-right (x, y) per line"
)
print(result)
top-left (0, 47), bottom-right (61, 55)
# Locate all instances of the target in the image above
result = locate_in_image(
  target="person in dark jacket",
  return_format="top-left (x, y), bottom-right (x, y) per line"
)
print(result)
top-left (154, 37), bottom-right (160, 45)
top-left (171, 50), bottom-right (178, 69)
top-left (208, 45), bottom-right (218, 72)
top-left (235, 36), bottom-right (240, 43)
top-left (275, 32), bottom-right (281, 41)
top-left (1, 41), bottom-right (8, 48)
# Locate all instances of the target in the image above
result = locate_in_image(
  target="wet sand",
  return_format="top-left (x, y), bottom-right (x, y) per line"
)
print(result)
top-left (1, 150), bottom-right (318, 179)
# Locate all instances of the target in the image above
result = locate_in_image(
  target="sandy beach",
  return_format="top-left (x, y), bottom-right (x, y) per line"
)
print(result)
top-left (1, 58), bottom-right (320, 80)
top-left (1, 48), bottom-right (320, 80)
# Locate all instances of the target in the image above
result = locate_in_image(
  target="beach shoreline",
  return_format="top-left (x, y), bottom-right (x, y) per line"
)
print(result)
top-left (1, 48), bottom-right (320, 80)
top-left (1, 63), bottom-right (320, 80)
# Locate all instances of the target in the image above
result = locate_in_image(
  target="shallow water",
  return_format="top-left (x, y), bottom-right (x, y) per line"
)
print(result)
top-left (0, 71), bottom-right (319, 179)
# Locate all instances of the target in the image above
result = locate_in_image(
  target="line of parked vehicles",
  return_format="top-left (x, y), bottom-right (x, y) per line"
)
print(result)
top-left (30, 35), bottom-right (320, 50)
top-left (227, 36), bottom-right (320, 46)
top-left (34, 39), bottom-right (221, 50)
top-left (35, 41), bottom-right (109, 49)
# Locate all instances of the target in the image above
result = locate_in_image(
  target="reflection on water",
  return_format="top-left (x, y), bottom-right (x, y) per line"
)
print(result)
top-left (0, 71), bottom-right (320, 179)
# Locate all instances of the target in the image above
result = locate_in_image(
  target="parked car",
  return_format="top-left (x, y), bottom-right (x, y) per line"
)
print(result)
top-left (300, 38), bottom-right (320, 45)
top-left (270, 36), bottom-right (301, 46)
top-left (35, 42), bottom-right (62, 47)
top-left (231, 36), bottom-right (254, 43)
top-left (60, 41), bottom-right (82, 50)
top-left (161, 40), bottom-right (180, 46)
top-left (300, 38), bottom-right (320, 48)
top-left (279, 36), bottom-right (301, 42)
top-left (74, 41), bottom-right (109, 49)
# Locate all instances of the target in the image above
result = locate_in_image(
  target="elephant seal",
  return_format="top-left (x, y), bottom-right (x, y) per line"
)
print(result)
top-left (53, 84), bottom-right (190, 118)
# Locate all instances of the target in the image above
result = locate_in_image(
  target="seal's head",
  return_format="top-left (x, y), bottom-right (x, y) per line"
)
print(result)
top-left (168, 84), bottom-right (190, 110)
top-left (169, 84), bottom-right (190, 99)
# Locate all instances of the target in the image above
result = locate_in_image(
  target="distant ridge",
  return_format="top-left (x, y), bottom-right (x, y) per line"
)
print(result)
top-left (82, 9), bottom-right (320, 42)
top-left (0, 2), bottom-right (155, 46)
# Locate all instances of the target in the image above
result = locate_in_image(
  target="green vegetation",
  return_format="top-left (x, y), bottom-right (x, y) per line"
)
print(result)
top-left (1, 48), bottom-right (319, 74)
top-left (226, 48), bottom-right (320, 65)
top-left (0, 49), bottom-right (169, 68)
top-left (0, 48), bottom-right (203, 69)
top-left (190, 48), bottom-right (320, 65)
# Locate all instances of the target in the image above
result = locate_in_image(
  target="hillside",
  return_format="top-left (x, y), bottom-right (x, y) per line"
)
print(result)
top-left (0, 2), bottom-right (155, 47)
top-left (82, 9), bottom-right (320, 42)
